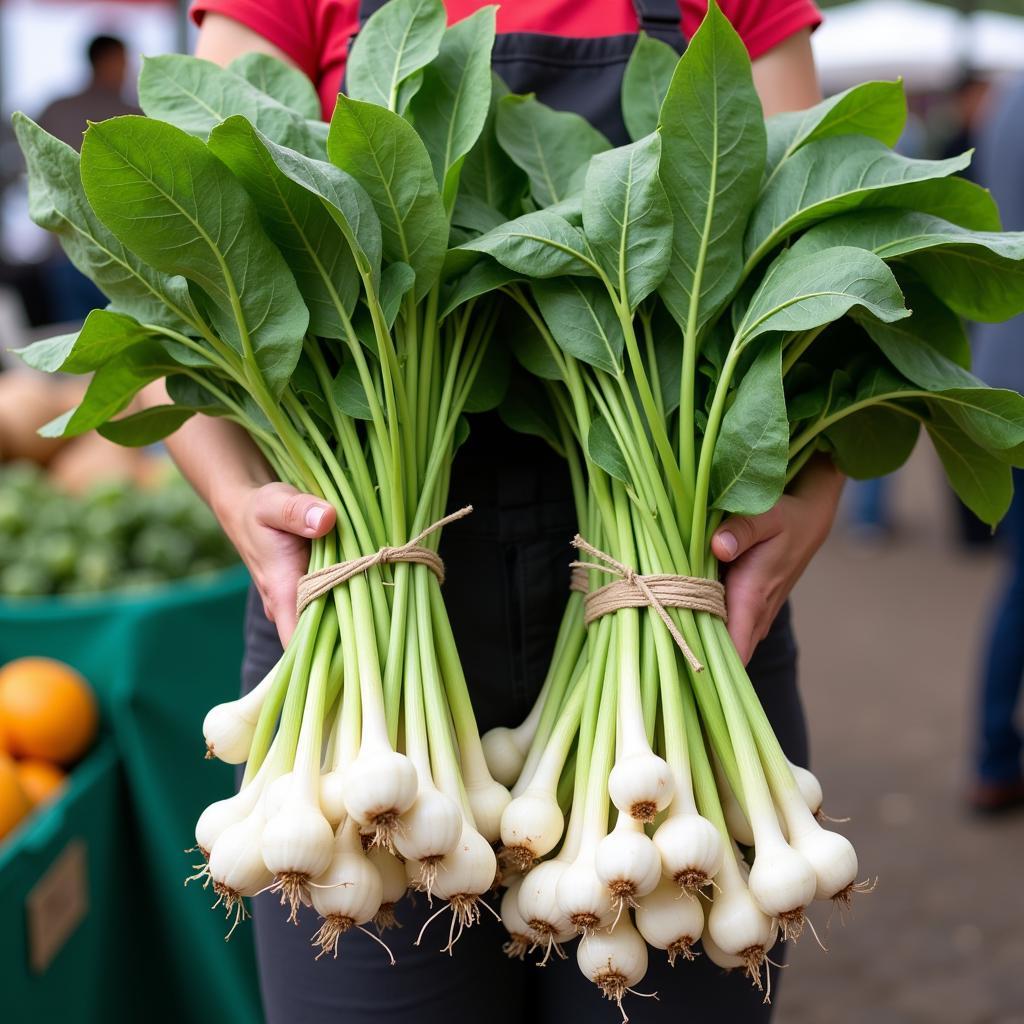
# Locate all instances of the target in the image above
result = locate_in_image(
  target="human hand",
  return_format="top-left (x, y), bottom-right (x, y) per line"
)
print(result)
top-left (710, 456), bottom-right (844, 664)
top-left (220, 482), bottom-right (336, 646)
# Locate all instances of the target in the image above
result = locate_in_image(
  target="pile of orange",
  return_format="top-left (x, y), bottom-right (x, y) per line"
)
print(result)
top-left (0, 658), bottom-right (98, 843)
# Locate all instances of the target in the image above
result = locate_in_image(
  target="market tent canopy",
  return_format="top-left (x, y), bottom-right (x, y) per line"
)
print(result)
top-left (812, 0), bottom-right (1024, 93)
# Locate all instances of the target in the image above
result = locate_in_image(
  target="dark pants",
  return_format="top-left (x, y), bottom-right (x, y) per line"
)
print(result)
top-left (976, 468), bottom-right (1024, 783)
top-left (240, 426), bottom-right (807, 1023)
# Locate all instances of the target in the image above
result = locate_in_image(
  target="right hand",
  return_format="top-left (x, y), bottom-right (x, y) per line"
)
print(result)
top-left (221, 482), bottom-right (337, 646)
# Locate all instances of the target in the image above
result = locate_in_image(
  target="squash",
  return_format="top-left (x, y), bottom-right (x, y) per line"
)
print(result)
top-left (15, 759), bottom-right (66, 805)
top-left (0, 658), bottom-right (98, 765)
top-left (0, 753), bottom-right (31, 840)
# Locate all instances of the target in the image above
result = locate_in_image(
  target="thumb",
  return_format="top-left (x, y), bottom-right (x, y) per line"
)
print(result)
top-left (254, 483), bottom-right (336, 539)
top-left (711, 509), bottom-right (780, 563)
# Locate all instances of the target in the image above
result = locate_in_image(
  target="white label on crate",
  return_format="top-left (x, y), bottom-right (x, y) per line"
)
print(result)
top-left (25, 839), bottom-right (89, 974)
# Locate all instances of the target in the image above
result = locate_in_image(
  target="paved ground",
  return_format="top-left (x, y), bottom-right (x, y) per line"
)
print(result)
top-left (776, 446), bottom-right (1024, 1024)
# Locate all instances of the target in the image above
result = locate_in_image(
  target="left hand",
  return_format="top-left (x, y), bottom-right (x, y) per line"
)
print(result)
top-left (710, 455), bottom-right (845, 664)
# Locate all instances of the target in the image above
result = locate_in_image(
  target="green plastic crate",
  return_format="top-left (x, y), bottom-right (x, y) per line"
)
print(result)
top-left (0, 739), bottom-right (120, 1024)
top-left (0, 567), bottom-right (261, 1024)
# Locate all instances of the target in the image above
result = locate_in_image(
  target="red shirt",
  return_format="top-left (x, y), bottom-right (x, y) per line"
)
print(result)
top-left (191, 0), bottom-right (821, 120)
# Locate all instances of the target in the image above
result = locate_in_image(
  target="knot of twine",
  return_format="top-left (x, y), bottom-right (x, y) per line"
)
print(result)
top-left (296, 506), bottom-right (473, 616)
top-left (570, 534), bottom-right (727, 673)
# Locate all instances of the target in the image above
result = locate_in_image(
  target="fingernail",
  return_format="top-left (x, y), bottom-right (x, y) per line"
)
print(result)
top-left (305, 505), bottom-right (326, 531)
top-left (717, 531), bottom-right (738, 558)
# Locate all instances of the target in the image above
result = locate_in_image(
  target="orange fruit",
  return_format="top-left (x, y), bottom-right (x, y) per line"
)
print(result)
top-left (0, 658), bottom-right (98, 765)
top-left (0, 753), bottom-right (31, 840)
top-left (15, 759), bottom-right (66, 806)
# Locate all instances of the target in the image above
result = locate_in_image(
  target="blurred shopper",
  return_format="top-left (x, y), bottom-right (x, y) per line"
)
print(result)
top-left (970, 76), bottom-right (1024, 813)
top-left (36, 35), bottom-right (139, 323)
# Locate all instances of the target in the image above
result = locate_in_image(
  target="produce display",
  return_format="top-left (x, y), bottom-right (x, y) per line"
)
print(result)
top-left (0, 657), bottom-right (98, 840)
top-left (0, 461), bottom-right (238, 597)
top-left (12, 0), bottom-right (1024, 1014)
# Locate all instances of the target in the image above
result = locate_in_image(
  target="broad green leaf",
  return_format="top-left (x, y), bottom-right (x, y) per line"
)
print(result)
top-left (441, 257), bottom-right (519, 318)
top-left (622, 33), bottom-right (679, 143)
top-left (588, 416), bottom-right (630, 483)
top-left (459, 211), bottom-right (596, 279)
top-left (745, 137), bottom-right (996, 269)
top-left (711, 338), bottom-right (787, 514)
top-left (328, 95), bottom-right (447, 300)
top-left (791, 210), bottom-right (1024, 322)
top-left (40, 341), bottom-right (180, 438)
top-left (11, 114), bottom-right (200, 332)
top-left (534, 278), bottom-right (623, 374)
top-left (460, 74), bottom-right (527, 215)
top-left (582, 132), bottom-right (673, 309)
top-left (737, 246), bottom-right (909, 348)
top-left (765, 80), bottom-right (906, 177)
top-left (926, 406), bottom-right (1012, 525)
top-left (858, 314), bottom-right (1024, 451)
top-left (346, 0), bottom-right (446, 112)
top-left (166, 374), bottom-right (229, 415)
top-left (16, 310), bottom-right (163, 373)
top-left (464, 337), bottom-right (511, 413)
top-left (495, 93), bottom-right (610, 208)
top-left (138, 54), bottom-right (324, 156)
top-left (332, 361), bottom-right (374, 421)
top-left (409, 8), bottom-right (496, 203)
top-left (379, 262), bottom-right (416, 326)
top-left (657, 3), bottom-right (766, 335)
top-left (81, 116), bottom-right (308, 396)
top-left (208, 117), bottom-right (361, 338)
top-left (824, 405), bottom-right (920, 479)
top-left (98, 405), bottom-right (195, 446)
top-left (228, 53), bottom-right (321, 119)
top-left (499, 377), bottom-right (562, 450)
top-left (506, 302), bottom-right (563, 381)
top-left (452, 193), bottom-right (506, 234)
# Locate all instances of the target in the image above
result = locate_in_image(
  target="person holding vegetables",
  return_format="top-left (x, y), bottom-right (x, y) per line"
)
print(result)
top-left (148, 1), bottom-right (837, 1020)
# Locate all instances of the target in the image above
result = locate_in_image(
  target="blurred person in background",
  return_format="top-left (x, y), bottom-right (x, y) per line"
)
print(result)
top-left (969, 75), bottom-right (1024, 814)
top-left (36, 35), bottom-right (139, 323)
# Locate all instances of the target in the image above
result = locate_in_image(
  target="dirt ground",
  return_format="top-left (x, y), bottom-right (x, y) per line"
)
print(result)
top-left (776, 445), bottom-right (1024, 1024)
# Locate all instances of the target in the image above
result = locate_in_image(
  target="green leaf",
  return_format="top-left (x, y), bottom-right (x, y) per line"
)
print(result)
top-left (534, 278), bottom-right (623, 374)
top-left (495, 93), bottom-right (610, 208)
top-left (451, 193), bottom-right (506, 234)
top-left (737, 246), bottom-right (909, 348)
top-left (98, 405), bottom-right (196, 446)
top-left (328, 95), bottom-right (447, 300)
top-left (463, 337), bottom-right (511, 413)
top-left (791, 210), bottom-right (1024, 322)
top-left (40, 341), bottom-right (180, 438)
top-left (80, 116), bottom-right (309, 396)
top-left (582, 132), bottom-right (673, 309)
top-left (11, 114), bottom-right (200, 332)
top-left (208, 116), bottom-right (362, 337)
top-left (458, 211), bottom-right (596, 279)
top-left (16, 309), bottom-right (164, 373)
top-left (460, 74), bottom-right (527, 215)
top-left (925, 406), bottom-right (1012, 526)
top-left (137, 54), bottom-right (324, 156)
top-left (498, 376), bottom-right (562, 450)
top-left (380, 262), bottom-right (416, 326)
top-left (228, 53), bottom-right (321, 119)
top-left (711, 338), bottom-right (787, 514)
top-left (824, 405), bottom-right (920, 479)
top-left (166, 374), bottom-right (229, 415)
top-left (622, 33), bottom-right (679, 143)
top-left (331, 361), bottom-right (374, 421)
top-left (346, 0), bottom-right (446, 112)
top-left (765, 80), bottom-right (906, 177)
top-left (505, 303), bottom-right (563, 381)
top-left (657, 3), bottom-right (766, 335)
top-left (409, 8), bottom-right (496, 203)
top-left (858, 314), bottom-right (1024, 451)
top-left (441, 257), bottom-right (519, 318)
top-left (588, 416), bottom-right (629, 483)
top-left (745, 137), bottom-right (994, 269)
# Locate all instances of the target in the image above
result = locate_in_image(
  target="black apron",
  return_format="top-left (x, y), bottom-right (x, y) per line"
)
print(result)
top-left (242, 5), bottom-right (805, 1020)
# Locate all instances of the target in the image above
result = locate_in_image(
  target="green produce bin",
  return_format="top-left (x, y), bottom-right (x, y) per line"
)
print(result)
top-left (0, 566), bottom-right (261, 1024)
top-left (0, 740), bottom-right (120, 1024)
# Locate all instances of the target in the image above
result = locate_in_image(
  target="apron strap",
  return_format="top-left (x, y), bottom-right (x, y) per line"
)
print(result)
top-left (631, 0), bottom-right (686, 51)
